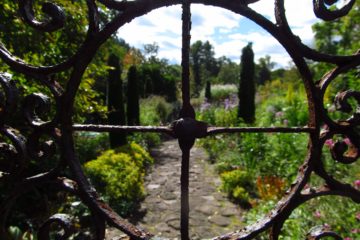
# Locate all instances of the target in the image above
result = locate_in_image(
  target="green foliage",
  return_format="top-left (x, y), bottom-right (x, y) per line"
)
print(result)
top-left (244, 193), bottom-right (360, 239)
top-left (127, 65), bottom-right (140, 125)
top-left (84, 142), bottom-right (153, 216)
top-left (197, 100), bottom-right (238, 127)
top-left (74, 132), bottom-right (109, 164)
top-left (238, 43), bottom-right (255, 123)
top-left (127, 132), bottom-right (162, 150)
top-left (216, 58), bottom-right (239, 84)
top-left (256, 55), bottom-right (274, 85)
top-left (190, 40), bottom-right (219, 96)
top-left (118, 142), bottom-right (154, 167)
top-left (312, 2), bottom-right (359, 56)
top-left (311, 1), bottom-right (359, 100)
top-left (0, 0), bottom-right (125, 123)
top-left (256, 76), bottom-right (308, 127)
top-left (205, 84), bottom-right (238, 102)
top-left (140, 95), bottom-right (174, 125)
top-left (138, 62), bottom-right (179, 102)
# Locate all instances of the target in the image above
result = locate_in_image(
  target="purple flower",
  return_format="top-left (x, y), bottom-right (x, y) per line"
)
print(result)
top-left (224, 98), bottom-right (231, 110)
top-left (343, 238), bottom-right (352, 240)
top-left (223, 95), bottom-right (237, 110)
top-left (275, 111), bottom-right (284, 118)
top-left (343, 138), bottom-right (351, 145)
top-left (356, 212), bottom-right (360, 221)
top-left (351, 229), bottom-right (359, 234)
top-left (313, 210), bottom-right (322, 218)
top-left (200, 100), bottom-right (211, 112)
top-left (283, 119), bottom-right (289, 126)
top-left (324, 139), bottom-right (334, 147)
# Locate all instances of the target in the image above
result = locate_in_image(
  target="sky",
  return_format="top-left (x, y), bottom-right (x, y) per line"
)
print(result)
top-left (117, 0), bottom-right (321, 68)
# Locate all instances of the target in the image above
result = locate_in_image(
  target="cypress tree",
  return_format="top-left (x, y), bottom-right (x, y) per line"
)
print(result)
top-left (238, 43), bottom-right (255, 123)
top-left (127, 65), bottom-right (140, 126)
top-left (107, 54), bottom-right (127, 147)
top-left (205, 80), bottom-right (211, 101)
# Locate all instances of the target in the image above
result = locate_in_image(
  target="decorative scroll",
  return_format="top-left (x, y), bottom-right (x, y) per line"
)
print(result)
top-left (0, 0), bottom-right (358, 239)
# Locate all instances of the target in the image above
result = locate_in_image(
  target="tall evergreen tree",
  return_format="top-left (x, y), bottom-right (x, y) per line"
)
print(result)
top-left (238, 43), bottom-right (255, 123)
top-left (127, 65), bottom-right (140, 126)
top-left (107, 54), bottom-right (127, 147)
top-left (205, 80), bottom-right (211, 101)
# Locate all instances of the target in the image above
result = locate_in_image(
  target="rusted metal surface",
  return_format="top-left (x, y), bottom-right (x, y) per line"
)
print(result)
top-left (0, 0), bottom-right (359, 239)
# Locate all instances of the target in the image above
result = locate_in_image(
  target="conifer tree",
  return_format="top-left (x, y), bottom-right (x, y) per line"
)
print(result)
top-left (205, 80), bottom-right (211, 100)
top-left (127, 65), bottom-right (140, 126)
top-left (238, 43), bottom-right (255, 123)
top-left (107, 54), bottom-right (127, 147)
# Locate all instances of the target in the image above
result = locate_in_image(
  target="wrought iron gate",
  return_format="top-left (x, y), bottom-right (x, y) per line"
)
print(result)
top-left (0, 0), bottom-right (359, 239)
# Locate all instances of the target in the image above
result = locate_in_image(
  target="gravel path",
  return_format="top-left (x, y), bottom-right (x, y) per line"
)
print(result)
top-left (106, 140), bottom-right (245, 239)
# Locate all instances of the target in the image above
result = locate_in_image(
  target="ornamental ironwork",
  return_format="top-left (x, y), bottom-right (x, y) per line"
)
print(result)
top-left (0, 0), bottom-right (359, 240)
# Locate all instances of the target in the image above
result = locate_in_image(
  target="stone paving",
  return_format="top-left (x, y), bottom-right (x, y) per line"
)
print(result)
top-left (106, 140), bottom-right (245, 239)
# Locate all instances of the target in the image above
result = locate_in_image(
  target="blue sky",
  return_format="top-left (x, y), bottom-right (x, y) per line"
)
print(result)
top-left (117, 1), bottom-right (320, 67)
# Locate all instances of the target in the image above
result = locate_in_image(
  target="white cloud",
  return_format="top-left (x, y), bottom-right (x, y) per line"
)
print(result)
top-left (190, 5), bottom-right (243, 41)
top-left (116, 1), bottom-right (321, 67)
top-left (117, 5), bottom-right (182, 50)
top-left (250, 0), bottom-right (318, 27)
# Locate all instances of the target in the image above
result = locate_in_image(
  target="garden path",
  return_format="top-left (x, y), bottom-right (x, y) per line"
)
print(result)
top-left (106, 140), bottom-right (245, 239)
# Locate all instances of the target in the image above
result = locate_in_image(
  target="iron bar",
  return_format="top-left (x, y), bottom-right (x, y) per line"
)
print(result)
top-left (180, 144), bottom-right (191, 240)
top-left (207, 126), bottom-right (316, 135)
top-left (72, 124), bottom-right (173, 135)
top-left (181, 0), bottom-right (192, 108)
top-left (179, 1), bottom-right (192, 239)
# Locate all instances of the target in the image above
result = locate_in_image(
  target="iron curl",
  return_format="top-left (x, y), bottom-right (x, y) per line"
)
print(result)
top-left (313, 0), bottom-right (356, 21)
top-left (18, 0), bottom-right (66, 32)
top-left (306, 225), bottom-right (342, 240)
top-left (334, 90), bottom-right (360, 125)
top-left (37, 214), bottom-right (74, 240)
top-left (23, 93), bottom-right (53, 127)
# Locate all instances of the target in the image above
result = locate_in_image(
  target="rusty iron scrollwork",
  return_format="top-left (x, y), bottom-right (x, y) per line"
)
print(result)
top-left (0, 0), bottom-right (359, 239)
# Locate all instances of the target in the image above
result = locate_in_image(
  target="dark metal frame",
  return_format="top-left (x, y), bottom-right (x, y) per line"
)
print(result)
top-left (0, 0), bottom-right (359, 239)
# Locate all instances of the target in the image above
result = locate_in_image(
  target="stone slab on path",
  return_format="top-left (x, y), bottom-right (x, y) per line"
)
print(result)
top-left (106, 140), bottom-right (245, 239)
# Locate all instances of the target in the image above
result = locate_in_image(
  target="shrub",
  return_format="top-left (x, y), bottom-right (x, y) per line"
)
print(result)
top-left (84, 142), bottom-right (153, 216)
top-left (204, 84), bottom-right (238, 102)
top-left (140, 95), bottom-right (174, 125)
top-left (220, 169), bottom-right (255, 208)
top-left (133, 95), bottom-right (175, 148)
top-left (118, 141), bottom-right (154, 168)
